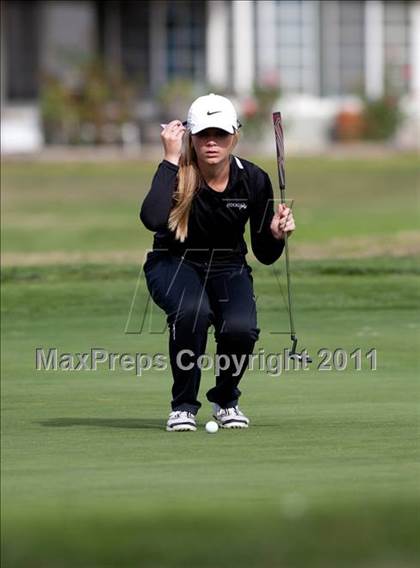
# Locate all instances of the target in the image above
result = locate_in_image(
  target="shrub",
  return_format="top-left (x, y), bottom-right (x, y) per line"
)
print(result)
top-left (242, 81), bottom-right (281, 140)
top-left (40, 58), bottom-right (138, 145)
top-left (362, 95), bottom-right (403, 141)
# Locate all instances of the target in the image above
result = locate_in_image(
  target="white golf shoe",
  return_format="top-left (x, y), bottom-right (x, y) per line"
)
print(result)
top-left (166, 410), bottom-right (197, 432)
top-left (212, 403), bottom-right (250, 429)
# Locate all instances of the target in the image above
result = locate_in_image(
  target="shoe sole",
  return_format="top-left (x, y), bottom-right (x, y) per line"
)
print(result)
top-left (213, 415), bottom-right (249, 429)
top-left (166, 425), bottom-right (197, 432)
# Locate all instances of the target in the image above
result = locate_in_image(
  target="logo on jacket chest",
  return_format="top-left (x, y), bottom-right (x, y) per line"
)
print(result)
top-left (224, 200), bottom-right (248, 211)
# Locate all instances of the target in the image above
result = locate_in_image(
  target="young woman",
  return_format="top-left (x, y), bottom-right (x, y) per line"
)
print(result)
top-left (140, 93), bottom-right (295, 432)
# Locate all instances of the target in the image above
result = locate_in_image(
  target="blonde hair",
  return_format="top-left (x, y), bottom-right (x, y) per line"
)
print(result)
top-left (168, 131), bottom-right (239, 242)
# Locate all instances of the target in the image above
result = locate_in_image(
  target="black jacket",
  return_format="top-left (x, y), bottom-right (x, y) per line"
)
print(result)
top-left (140, 155), bottom-right (285, 265)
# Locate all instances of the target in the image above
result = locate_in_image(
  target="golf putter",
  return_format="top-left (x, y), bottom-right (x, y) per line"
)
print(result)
top-left (272, 112), bottom-right (312, 364)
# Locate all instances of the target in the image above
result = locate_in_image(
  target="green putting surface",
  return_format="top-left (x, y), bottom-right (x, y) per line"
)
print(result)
top-left (1, 156), bottom-right (419, 566)
top-left (2, 259), bottom-right (419, 567)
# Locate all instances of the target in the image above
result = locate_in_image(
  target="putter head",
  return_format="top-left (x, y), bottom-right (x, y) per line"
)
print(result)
top-left (289, 351), bottom-right (313, 365)
top-left (288, 336), bottom-right (312, 365)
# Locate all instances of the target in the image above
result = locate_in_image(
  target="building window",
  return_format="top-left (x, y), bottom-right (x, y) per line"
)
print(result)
top-left (384, 0), bottom-right (410, 95)
top-left (319, 0), bottom-right (365, 97)
top-left (338, 0), bottom-right (365, 95)
top-left (276, 0), bottom-right (314, 93)
top-left (166, 0), bottom-right (205, 81)
top-left (119, 1), bottom-right (150, 90)
top-left (4, 0), bottom-right (39, 100)
top-left (255, 0), bottom-right (319, 95)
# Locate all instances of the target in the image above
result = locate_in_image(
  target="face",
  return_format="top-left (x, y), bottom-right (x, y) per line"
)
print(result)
top-left (191, 128), bottom-right (235, 165)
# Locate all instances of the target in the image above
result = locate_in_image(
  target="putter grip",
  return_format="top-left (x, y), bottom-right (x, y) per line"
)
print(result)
top-left (272, 112), bottom-right (286, 191)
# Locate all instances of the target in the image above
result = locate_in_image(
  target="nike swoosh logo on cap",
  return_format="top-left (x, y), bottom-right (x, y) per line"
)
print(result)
top-left (207, 110), bottom-right (222, 115)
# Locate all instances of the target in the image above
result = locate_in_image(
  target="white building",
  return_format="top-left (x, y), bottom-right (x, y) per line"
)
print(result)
top-left (2, 0), bottom-right (419, 152)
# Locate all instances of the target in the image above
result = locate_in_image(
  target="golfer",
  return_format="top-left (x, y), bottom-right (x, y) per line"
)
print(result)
top-left (140, 94), bottom-right (295, 431)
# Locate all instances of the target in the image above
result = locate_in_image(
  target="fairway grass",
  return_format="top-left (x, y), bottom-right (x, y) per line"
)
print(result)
top-left (2, 155), bottom-right (420, 262)
top-left (2, 258), bottom-right (419, 567)
top-left (2, 156), bottom-right (419, 566)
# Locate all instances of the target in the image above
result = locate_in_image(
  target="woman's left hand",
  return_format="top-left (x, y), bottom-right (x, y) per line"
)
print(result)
top-left (270, 204), bottom-right (296, 240)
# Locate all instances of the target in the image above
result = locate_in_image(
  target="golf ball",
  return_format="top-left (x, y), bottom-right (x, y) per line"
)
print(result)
top-left (205, 420), bottom-right (219, 434)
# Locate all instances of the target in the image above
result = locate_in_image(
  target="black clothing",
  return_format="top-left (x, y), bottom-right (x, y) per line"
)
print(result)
top-left (140, 155), bottom-right (284, 413)
top-left (143, 251), bottom-right (259, 412)
top-left (140, 156), bottom-right (285, 265)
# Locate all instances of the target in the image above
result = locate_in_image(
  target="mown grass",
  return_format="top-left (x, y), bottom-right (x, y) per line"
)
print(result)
top-left (1, 155), bottom-right (419, 256)
top-left (1, 156), bottom-right (419, 567)
top-left (2, 256), bottom-right (419, 567)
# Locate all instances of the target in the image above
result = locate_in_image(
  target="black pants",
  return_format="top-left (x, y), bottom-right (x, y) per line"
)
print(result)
top-left (143, 251), bottom-right (260, 414)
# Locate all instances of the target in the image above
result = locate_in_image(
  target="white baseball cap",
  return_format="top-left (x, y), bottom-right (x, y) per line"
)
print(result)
top-left (187, 93), bottom-right (239, 135)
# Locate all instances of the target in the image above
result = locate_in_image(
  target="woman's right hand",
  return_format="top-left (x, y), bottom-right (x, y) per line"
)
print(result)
top-left (161, 120), bottom-right (186, 166)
